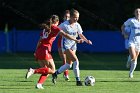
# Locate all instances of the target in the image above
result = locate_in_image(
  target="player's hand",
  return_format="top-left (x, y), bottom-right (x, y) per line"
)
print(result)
top-left (123, 34), bottom-right (129, 39)
top-left (87, 40), bottom-right (92, 45)
top-left (76, 39), bottom-right (84, 43)
top-left (34, 52), bottom-right (38, 62)
top-left (34, 52), bottom-right (36, 56)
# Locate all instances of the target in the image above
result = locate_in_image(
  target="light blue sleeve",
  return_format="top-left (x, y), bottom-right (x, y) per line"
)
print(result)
top-left (58, 23), bottom-right (67, 32)
top-left (124, 18), bottom-right (133, 34)
top-left (124, 18), bottom-right (132, 27)
top-left (77, 23), bottom-right (83, 34)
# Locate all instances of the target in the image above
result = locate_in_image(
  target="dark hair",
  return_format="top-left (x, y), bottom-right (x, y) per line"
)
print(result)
top-left (40, 15), bottom-right (59, 34)
top-left (64, 10), bottom-right (70, 15)
top-left (70, 9), bottom-right (79, 17)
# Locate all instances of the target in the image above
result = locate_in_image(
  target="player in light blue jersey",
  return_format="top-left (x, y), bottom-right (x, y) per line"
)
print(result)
top-left (57, 10), bottom-right (70, 81)
top-left (121, 8), bottom-right (140, 78)
top-left (52, 9), bottom-right (92, 86)
top-left (121, 25), bottom-right (131, 69)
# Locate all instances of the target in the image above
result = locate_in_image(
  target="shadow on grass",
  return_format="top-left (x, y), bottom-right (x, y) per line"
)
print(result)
top-left (0, 52), bottom-right (140, 70)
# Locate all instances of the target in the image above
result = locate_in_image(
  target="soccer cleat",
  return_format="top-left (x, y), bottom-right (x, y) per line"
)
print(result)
top-left (65, 77), bottom-right (70, 81)
top-left (36, 84), bottom-right (44, 89)
top-left (76, 81), bottom-right (83, 86)
top-left (26, 68), bottom-right (34, 79)
top-left (52, 72), bottom-right (57, 84)
top-left (63, 74), bottom-right (70, 81)
top-left (129, 74), bottom-right (133, 78)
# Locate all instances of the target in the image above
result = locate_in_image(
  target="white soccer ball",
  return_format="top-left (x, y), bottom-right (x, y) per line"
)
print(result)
top-left (84, 76), bottom-right (95, 86)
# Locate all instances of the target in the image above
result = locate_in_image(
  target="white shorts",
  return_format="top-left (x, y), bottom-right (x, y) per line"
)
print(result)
top-left (62, 42), bottom-right (77, 52)
top-left (128, 42), bottom-right (140, 52)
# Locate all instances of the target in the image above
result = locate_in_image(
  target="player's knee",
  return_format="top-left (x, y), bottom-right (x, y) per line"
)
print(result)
top-left (66, 63), bottom-right (72, 69)
top-left (52, 70), bottom-right (55, 74)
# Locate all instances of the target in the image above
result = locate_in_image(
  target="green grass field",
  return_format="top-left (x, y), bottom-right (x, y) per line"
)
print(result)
top-left (0, 52), bottom-right (140, 93)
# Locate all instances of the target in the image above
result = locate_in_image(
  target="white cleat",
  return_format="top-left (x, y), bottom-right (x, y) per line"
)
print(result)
top-left (36, 84), bottom-right (44, 89)
top-left (63, 75), bottom-right (70, 81)
top-left (129, 74), bottom-right (133, 78)
top-left (26, 68), bottom-right (34, 79)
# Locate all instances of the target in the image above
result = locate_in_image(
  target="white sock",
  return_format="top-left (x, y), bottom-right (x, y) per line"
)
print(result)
top-left (129, 60), bottom-right (137, 76)
top-left (127, 55), bottom-right (131, 62)
top-left (58, 63), bottom-right (72, 74)
top-left (73, 61), bottom-right (80, 78)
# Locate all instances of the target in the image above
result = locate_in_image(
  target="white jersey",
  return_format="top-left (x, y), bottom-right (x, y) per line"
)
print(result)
top-left (124, 17), bottom-right (140, 51)
top-left (59, 20), bottom-right (83, 51)
top-left (124, 26), bottom-right (131, 49)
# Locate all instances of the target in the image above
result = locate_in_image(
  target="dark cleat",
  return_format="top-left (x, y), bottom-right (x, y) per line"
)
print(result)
top-left (76, 81), bottom-right (83, 86)
top-left (52, 73), bottom-right (57, 84)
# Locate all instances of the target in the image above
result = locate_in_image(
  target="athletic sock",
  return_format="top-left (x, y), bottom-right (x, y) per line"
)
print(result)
top-left (76, 77), bottom-right (80, 81)
top-left (127, 55), bottom-right (131, 62)
top-left (38, 74), bottom-right (48, 84)
top-left (64, 70), bottom-right (69, 76)
top-left (73, 61), bottom-right (80, 80)
top-left (129, 60), bottom-right (137, 76)
top-left (57, 63), bottom-right (72, 75)
top-left (126, 55), bottom-right (131, 68)
top-left (34, 67), bottom-right (49, 74)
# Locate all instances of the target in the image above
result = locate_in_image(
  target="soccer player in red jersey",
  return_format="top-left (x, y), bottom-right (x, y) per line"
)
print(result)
top-left (57, 10), bottom-right (70, 81)
top-left (25, 15), bottom-right (83, 89)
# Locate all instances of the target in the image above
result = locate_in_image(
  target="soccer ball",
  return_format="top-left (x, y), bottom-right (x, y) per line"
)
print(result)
top-left (84, 76), bottom-right (95, 86)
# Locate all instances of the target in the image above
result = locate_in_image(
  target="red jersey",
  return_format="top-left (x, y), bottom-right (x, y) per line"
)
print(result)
top-left (40, 25), bottom-right (61, 52)
top-left (35, 25), bottom-right (61, 60)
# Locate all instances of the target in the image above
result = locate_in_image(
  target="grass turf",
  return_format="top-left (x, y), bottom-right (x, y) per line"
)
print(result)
top-left (0, 52), bottom-right (140, 93)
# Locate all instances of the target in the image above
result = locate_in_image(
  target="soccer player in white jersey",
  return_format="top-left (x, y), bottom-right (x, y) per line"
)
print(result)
top-left (121, 25), bottom-right (131, 68)
top-left (121, 8), bottom-right (140, 78)
top-left (52, 9), bottom-right (92, 86)
top-left (57, 10), bottom-right (70, 81)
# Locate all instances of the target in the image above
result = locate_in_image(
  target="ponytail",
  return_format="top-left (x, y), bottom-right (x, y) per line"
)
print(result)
top-left (40, 15), bottom-right (59, 34)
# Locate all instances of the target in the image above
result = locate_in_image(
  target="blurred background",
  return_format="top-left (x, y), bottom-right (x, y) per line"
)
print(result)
top-left (0, 0), bottom-right (140, 53)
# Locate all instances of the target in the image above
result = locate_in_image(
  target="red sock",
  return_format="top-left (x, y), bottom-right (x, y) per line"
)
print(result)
top-left (38, 74), bottom-right (48, 84)
top-left (34, 67), bottom-right (49, 74)
top-left (63, 61), bottom-right (69, 76)
top-left (64, 70), bottom-right (69, 76)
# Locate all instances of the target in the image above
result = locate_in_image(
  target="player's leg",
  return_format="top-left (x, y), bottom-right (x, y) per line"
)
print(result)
top-left (62, 53), bottom-right (70, 81)
top-left (36, 59), bottom-right (56, 89)
top-left (128, 47), bottom-right (138, 78)
top-left (52, 49), bottom-right (74, 84)
top-left (58, 48), bottom-right (69, 81)
top-left (70, 50), bottom-right (82, 86)
top-left (52, 59), bottom-right (72, 84)
top-left (36, 60), bottom-right (49, 89)
top-left (26, 60), bottom-right (55, 77)
top-left (126, 55), bottom-right (131, 68)
top-left (125, 39), bottom-right (131, 68)
top-left (26, 59), bottom-right (55, 89)
top-left (65, 49), bottom-right (82, 86)
top-left (28, 48), bottom-right (55, 75)
top-left (25, 60), bottom-right (49, 89)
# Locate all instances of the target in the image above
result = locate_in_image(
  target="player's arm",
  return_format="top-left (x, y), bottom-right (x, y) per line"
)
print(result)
top-left (121, 24), bottom-right (125, 35)
top-left (59, 30), bottom-right (83, 43)
top-left (79, 34), bottom-right (92, 45)
top-left (34, 37), bottom-right (42, 58)
top-left (121, 24), bottom-right (129, 39)
top-left (35, 37), bottom-right (42, 50)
